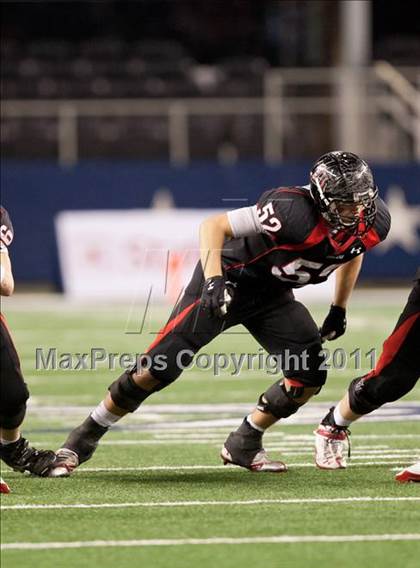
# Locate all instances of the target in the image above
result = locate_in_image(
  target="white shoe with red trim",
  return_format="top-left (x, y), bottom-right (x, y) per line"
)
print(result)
top-left (395, 461), bottom-right (420, 483)
top-left (314, 424), bottom-right (350, 470)
top-left (0, 477), bottom-right (11, 494)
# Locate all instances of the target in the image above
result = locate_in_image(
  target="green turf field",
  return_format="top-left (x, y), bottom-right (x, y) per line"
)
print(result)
top-left (1, 294), bottom-right (419, 568)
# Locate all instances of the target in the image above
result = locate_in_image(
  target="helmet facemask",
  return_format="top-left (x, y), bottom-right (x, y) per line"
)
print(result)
top-left (321, 188), bottom-right (378, 236)
top-left (310, 152), bottom-right (378, 237)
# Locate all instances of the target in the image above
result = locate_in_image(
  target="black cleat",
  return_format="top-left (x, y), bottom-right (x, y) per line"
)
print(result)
top-left (48, 416), bottom-right (108, 477)
top-left (48, 448), bottom-right (79, 478)
top-left (0, 437), bottom-right (56, 477)
top-left (221, 419), bottom-right (287, 473)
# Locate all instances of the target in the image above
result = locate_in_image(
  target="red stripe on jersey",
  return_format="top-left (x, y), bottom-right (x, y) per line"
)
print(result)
top-left (273, 187), bottom-right (307, 196)
top-left (325, 227), bottom-right (380, 253)
top-left (364, 312), bottom-right (420, 380)
top-left (279, 222), bottom-right (327, 250)
top-left (225, 221), bottom-right (327, 271)
top-left (327, 233), bottom-right (357, 253)
top-left (361, 227), bottom-right (381, 250)
top-left (146, 299), bottom-right (200, 353)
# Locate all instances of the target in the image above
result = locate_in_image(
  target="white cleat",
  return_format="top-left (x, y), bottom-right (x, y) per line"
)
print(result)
top-left (395, 461), bottom-right (420, 483)
top-left (221, 446), bottom-right (287, 473)
top-left (314, 424), bottom-right (350, 470)
top-left (48, 448), bottom-right (79, 478)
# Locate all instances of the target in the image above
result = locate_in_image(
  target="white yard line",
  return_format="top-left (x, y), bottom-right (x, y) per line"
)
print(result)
top-left (3, 496), bottom-right (420, 512)
top-left (2, 534), bottom-right (420, 550)
top-left (24, 426), bottom-right (420, 440)
top-left (26, 440), bottom-right (325, 447)
top-left (344, 454), bottom-right (418, 460)
top-left (263, 451), bottom-right (419, 459)
top-left (69, 460), bottom-right (414, 470)
top-left (282, 434), bottom-right (420, 440)
top-left (28, 440), bottom-right (399, 453)
top-left (25, 402), bottom-right (420, 428)
top-left (3, 461), bottom-right (410, 478)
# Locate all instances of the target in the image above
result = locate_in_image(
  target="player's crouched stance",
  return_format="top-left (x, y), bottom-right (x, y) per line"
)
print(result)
top-left (0, 207), bottom-right (56, 486)
top-left (48, 151), bottom-right (390, 477)
top-left (314, 269), bottom-right (419, 480)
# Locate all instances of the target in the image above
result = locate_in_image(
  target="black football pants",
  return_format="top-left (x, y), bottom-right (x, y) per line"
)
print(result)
top-left (141, 262), bottom-right (327, 387)
top-left (0, 314), bottom-right (29, 429)
top-left (348, 278), bottom-right (420, 414)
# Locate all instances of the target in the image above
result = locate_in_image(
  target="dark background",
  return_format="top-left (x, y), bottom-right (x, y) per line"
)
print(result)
top-left (2, 1), bottom-right (420, 66)
top-left (1, 1), bottom-right (419, 286)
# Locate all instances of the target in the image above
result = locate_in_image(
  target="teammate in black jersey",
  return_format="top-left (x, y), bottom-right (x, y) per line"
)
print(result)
top-left (48, 151), bottom-right (391, 477)
top-left (314, 269), bottom-right (419, 481)
top-left (0, 207), bottom-right (56, 492)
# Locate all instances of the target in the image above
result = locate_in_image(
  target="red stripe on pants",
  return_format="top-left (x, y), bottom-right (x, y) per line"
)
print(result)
top-left (365, 312), bottom-right (419, 380)
top-left (146, 299), bottom-right (200, 353)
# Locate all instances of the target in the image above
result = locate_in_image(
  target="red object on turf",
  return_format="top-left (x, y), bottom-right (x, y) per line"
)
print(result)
top-left (0, 477), bottom-right (11, 494)
top-left (395, 462), bottom-right (420, 483)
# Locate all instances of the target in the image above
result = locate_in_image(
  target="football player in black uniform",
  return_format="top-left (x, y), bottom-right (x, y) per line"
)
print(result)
top-left (0, 207), bottom-right (56, 491)
top-left (314, 268), bottom-right (419, 482)
top-left (49, 151), bottom-right (391, 477)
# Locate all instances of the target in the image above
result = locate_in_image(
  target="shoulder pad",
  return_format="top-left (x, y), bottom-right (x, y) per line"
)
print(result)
top-left (373, 198), bottom-right (391, 242)
top-left (257, 187), bottom-right (318, 244)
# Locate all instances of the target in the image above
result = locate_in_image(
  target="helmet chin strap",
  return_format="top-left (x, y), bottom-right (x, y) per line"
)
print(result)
top-left (328, 215), bottom-right (368, 244)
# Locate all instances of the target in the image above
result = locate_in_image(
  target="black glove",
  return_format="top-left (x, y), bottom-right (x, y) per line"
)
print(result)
top-left (320, 304), bottom-right (347, 341)
top-left (201, 276), bottom-right (234, 318)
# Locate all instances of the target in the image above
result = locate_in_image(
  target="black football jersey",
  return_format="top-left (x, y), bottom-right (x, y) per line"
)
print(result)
top-left (222, 186), bottom-right (390, 288)
top-left (0, 206), bottom-right (14, 252)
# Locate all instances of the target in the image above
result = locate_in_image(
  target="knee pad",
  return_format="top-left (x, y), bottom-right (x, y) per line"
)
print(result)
top-left (348, 376), bottom-right (381, 415)
top-left (283, 344), bottom-right (327, 387)
top-left (348, 373), bottom-right (419, 416)
top-left (257, 380), bottom-right (302, 419)
top-left (108, 371), bottom-right (156, 412)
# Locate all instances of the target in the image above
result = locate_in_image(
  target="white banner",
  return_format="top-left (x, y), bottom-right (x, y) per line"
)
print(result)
top-left (55, 209), bottom-right (333, 303)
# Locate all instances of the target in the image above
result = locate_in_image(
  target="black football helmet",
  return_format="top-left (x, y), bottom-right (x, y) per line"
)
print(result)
top-left (310, 151), bottom-right (378, 236)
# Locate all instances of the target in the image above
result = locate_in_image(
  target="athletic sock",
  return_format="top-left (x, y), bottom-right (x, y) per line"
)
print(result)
top-left (333, 405), bottom-right (352, 428)
top-left (236, 417), bottom-right (263, 440)
top-left (0, 434), bottom-right (21, 446)
top-left (90, 401), bottom-right (122, 428)
top-left (246, 414), bottom-right (266, 433)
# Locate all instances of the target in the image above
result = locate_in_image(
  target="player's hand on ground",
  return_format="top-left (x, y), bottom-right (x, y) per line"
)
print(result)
top-left (201, 276), bottom-right (233, 318)
top-left (320, 304), bottom-right (347, 341)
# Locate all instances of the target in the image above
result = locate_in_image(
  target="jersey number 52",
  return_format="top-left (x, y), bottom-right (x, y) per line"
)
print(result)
top-left (272, 259), bottom-right (339, 285)
top-left (257, 202), bottom-right (282, 232)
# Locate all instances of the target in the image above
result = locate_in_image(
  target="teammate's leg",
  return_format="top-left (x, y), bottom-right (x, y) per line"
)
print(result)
top-left (222, 297), bottom-right (326, 471)
top-left (49, 264), bottom-right (235, 476)
top-left (0, 315), bottom-right (56, 476)
top-left (315, 280), bottom-right (420, 471)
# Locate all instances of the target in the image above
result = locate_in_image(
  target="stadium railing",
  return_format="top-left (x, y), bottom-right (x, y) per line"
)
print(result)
top-left (1, 65), bottom-right (419, 165)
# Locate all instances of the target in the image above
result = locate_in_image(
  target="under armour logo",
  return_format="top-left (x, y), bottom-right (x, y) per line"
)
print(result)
top-left (354, 378), bottom-right (365, 393)
top-left (350, 246), bottom-right (363, 255)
